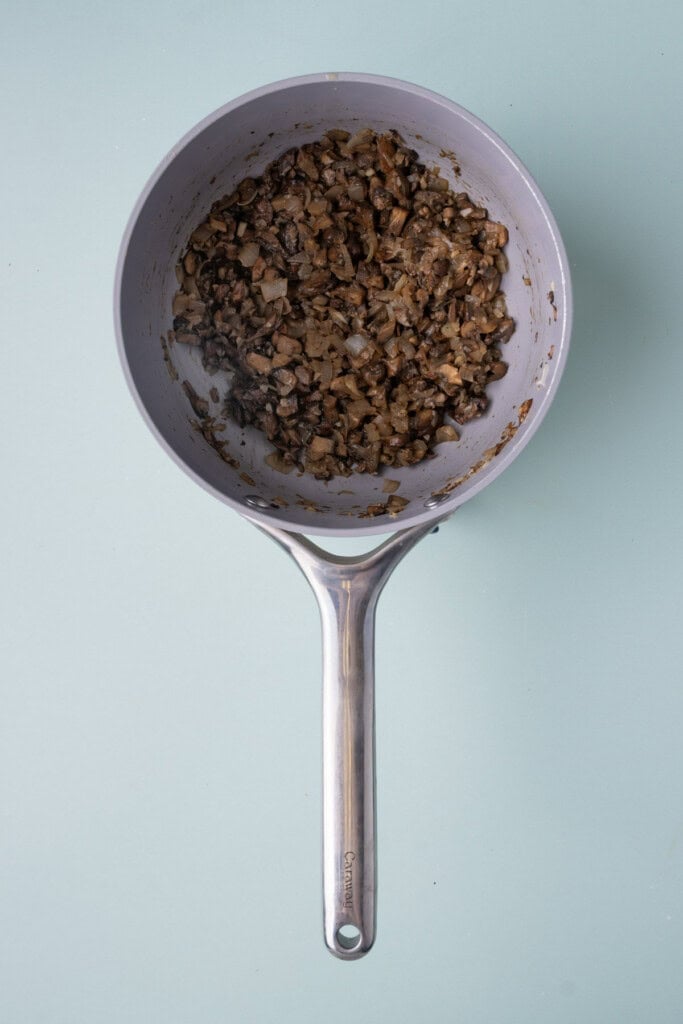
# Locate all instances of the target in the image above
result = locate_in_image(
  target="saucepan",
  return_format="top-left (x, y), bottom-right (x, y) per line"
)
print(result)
top-left (114, 72), bottom-right (571, 960)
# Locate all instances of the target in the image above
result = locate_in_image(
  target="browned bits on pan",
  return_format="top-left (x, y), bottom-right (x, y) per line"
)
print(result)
top-left (172, 129), bottom-right (514, 479)
top-left (518, 397), bottom-right (533, 424)
top-left (182, 380), bottom-right (209, 419)
top-left (161, 334), bottom-right (178, 380)
top-left (360, 494), bottom-right (411, 518)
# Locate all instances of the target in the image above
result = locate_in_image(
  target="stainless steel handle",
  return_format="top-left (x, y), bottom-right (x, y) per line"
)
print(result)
top-left (252, 517), bottom-right (447, 959)
top-left (318, 560), bottom-right (379, 959)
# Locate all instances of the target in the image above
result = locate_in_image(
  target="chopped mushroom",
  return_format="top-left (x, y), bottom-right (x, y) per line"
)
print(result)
top-left (259, 278), bottom-right (288, 302)
top-left (172, 128), bottom-right (513, 479)
top-left (238, 242), bottom-right (260, 268)
top-left (435, 425), bottom-right (460, 443)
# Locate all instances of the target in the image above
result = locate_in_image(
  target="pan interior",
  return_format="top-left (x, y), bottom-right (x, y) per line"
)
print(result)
top-left (117, 76), bottom-right (569, 535)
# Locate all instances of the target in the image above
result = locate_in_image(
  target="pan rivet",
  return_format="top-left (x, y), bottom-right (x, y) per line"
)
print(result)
top-left (424, 494), bottom-right (449, 509)
top-left (245, 494), bottom-right (272, 510)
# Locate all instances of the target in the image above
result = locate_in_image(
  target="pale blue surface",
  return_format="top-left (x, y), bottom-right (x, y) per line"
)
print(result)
top-left (1, 1), bottom-right (682, 1021)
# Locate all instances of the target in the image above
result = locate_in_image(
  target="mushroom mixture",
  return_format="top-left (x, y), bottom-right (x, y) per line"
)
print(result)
top-left (171, 129), bottom-right (514, 479)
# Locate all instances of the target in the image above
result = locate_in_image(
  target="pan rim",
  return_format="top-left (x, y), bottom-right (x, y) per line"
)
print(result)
top-left (114, 71), bottom-right (572, 537)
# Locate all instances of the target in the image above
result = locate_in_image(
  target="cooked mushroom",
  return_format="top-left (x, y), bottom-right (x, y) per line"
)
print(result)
top-left (172, 128), bottom-right (514, 479)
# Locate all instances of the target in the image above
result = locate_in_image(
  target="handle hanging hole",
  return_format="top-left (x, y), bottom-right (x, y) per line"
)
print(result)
top-left (336, 924), bottom-right (362, 951)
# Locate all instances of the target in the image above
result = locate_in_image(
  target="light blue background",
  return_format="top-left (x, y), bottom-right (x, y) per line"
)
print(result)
top-left (2, 1), bottom-right (682, 1021)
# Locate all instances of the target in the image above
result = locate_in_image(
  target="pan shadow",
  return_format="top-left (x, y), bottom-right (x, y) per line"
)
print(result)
top-left (539, 208), bottom-right (654, 450)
